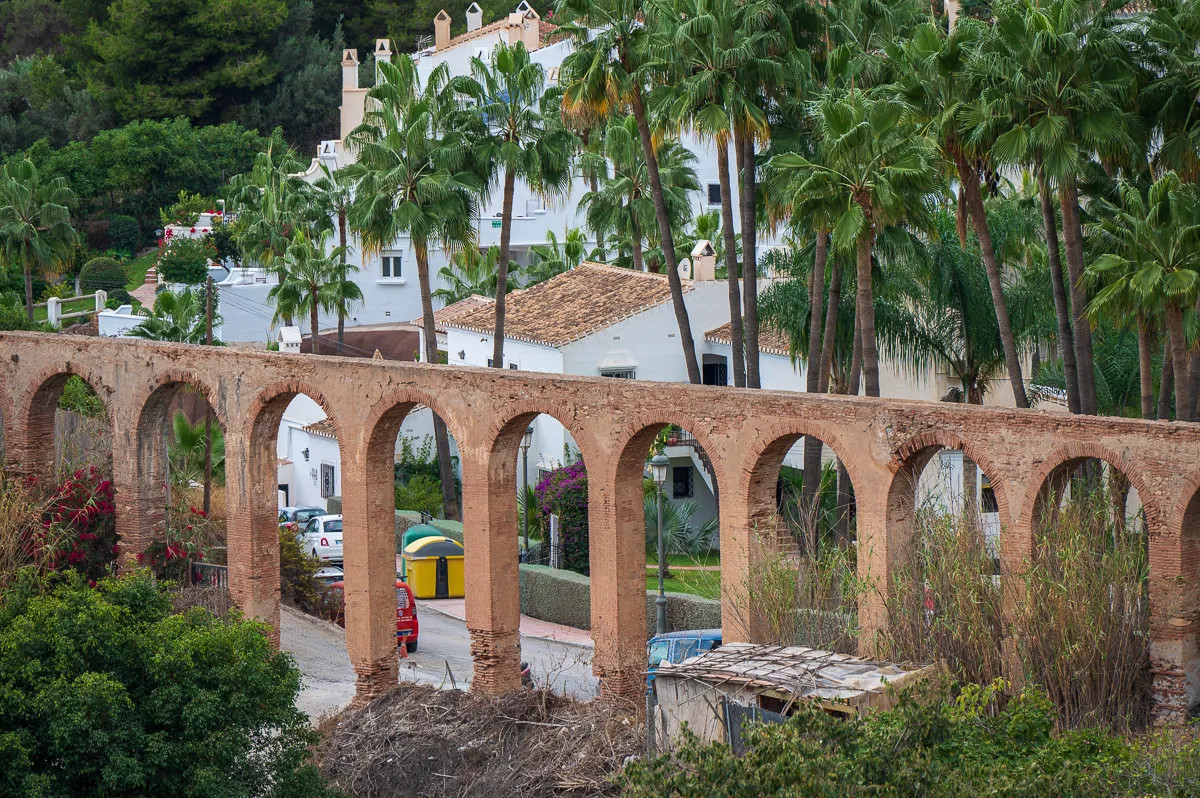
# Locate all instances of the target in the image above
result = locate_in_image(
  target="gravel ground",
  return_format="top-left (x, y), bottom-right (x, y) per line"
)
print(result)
top-left (280, 604), bottom-right (599, 721)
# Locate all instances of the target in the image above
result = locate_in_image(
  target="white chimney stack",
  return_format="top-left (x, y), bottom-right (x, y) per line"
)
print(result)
top-left (341, 49), bottom-right (359, 90)
top-left (466, 2), bottom-right (482, 32)
top-left (375, 39), bottom-right (392, 65)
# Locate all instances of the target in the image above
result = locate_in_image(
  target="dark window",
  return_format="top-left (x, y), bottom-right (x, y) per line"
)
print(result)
top-left (673, 465), bottom-right (694, 498)
top-left (320, 463), bottom-right (336, 498)
top-left (702, 362), bottom-right (728, 386)
top-left (509, 363), bottom-right (519, 370)
top-left (324, 520), bottom-right (343, 533)
top-left (295, 508), bottom-right (322, 523)
top-left (487, 358), bottom-right (494, 367)
top-left (600, 368), bottom-right (636, 379)
top-left (981, 477), bottom-right (999, 513)
top-left (707, 183), bottom-right (721, 205)
top-left (381, 254), bottom-right (401, 278)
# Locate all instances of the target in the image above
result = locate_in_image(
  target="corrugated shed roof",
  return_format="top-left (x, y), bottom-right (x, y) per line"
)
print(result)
top-left (443, 263), bottom-right (692, 348)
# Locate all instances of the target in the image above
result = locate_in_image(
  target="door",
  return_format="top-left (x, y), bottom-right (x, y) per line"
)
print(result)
top-left (435, 557), bottom-right (449, 599)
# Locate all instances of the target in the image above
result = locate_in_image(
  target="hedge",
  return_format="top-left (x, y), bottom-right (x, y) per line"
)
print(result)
top-left (518, 564), bottom-right (721, 637)
top-left (79, 257), bottom-right (128, 293)
top-left (324, 499), bottom-right (464, 548)
top-left (109, 215), bottom-right (139, 253)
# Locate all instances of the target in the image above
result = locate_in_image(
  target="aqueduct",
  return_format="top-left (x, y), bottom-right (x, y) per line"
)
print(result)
top-left (2, 332), bottom-right (1199, 722)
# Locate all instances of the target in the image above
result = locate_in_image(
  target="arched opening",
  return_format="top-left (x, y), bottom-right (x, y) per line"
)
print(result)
top-left (133, 376), bottom-right (227, 582)
top-left (1022, 453), bottom-right (1152, 730)
top-left (492, 410), bottom-right (596, 699)
top-left (882, 437), bottom-right (1008, 684)
top-left (741, 429), bottom-right (858, 653)
top-left (1171, 487), bottom-right (1200, 718)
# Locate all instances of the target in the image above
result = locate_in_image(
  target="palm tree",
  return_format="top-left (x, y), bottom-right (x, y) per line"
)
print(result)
top-left (526, 228), bottom-right (588, 285)
top-left (432, 246), bottom-right (518, 304)
top-left (228, 145), bottom-right (310, 284)
top-left (0, 159), bottom-right (77, 320)
top-left (169, 410), bottom-right (226, 487)
top-left (969, 0), bottom-right (1138, 416)
top-left (345, 54), bottom-right (479, 522)
top-left (128, 288), bottom-right (217, 344)
top-left (773, 89), bottom-right (941, 396)
top-left (267, 231), bottom-right (342, 356)
top-left (558, 0), bottom-right (704, 383)
top-left (312, 163), bottom-right (361, 348)
top-left (1085, 174), bottom-right (1200, 420)
top-left (891, 21), bottom-right (1030, 409)
top-left (452, 41), bottom-right (576, 371)
top-left (580, 116), bottom-right (699, 273)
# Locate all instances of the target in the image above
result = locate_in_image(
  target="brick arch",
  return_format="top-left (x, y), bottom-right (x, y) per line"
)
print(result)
top-left (131, 369), bottom-right (228, 438)
top-left (739, 417), bottom-right (866, 507)
top-left (13, 361), bottom-right (113, 480)
top-left (1020, 442), bottom-right (1160, 534)
top-left (18, 360), bottom-right (112, 426)
top-left (362, 386), bottom-right (469, 458)
top-left (608, 409), bottom-right (730, 493)
top-left (244, 379), bottom-right (345, 447)
top-left (886, 428), bottom-right (1012, 526)
top-left (479, 398), bottom-right (598, 468)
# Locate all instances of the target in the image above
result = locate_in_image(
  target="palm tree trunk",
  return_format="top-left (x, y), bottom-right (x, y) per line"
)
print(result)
top-left (959, 160), bottom-right (1028, 409)
top-left (631, 222), bottom-right (645, 273)
top-left (338, 207), bottom-right (348, 348)
top-left (849, 311), bottom-right (863, 397)
top-left (817, 257), bottom-right (842, 394)
top-left (1159, 336), bottom-right (1174, 420)
top-left (802, 231), bottom-right (827, 520)
top-left (1057, 177), bottom-right (1098, 415)
top-left (738, 131), bottom-right (761, 389)
top-left (716, 141), bottom-right (745, 387)
top-left (1138, 318), bottom-right (1154, 419)
top-left (834, 323), bottom-right (862, 543)
top-left (23, 261), bottom-right (34, 321)
top-left (1040, 176), bottom-right (1080, 414)
top-left (630, 90), bottom-right (702, 384)
top-left (854, 227), bottom-right (880, 397)
top-left (1167, 302), bottom-right (1192, 422)
top-left (1190, 296), bottom-right (1200, 421)
top-left (492, 168), bottom-right (517, 369)
top-left (310, 290), bottom-right (320, 356)
top-left (417, 238), bottom-right (462, 521)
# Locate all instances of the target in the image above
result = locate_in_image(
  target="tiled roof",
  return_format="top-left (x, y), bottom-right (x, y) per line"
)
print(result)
top-left (443, 263), bottom-right (692, 348)
top-left (412, 294), bottom-right (495, 333)
top-left (437, 15), bottom-right (560, 53)
top-left (705, 322), bottom-right (793, 358)
top-left (302, 419), bottom-right (338, 439)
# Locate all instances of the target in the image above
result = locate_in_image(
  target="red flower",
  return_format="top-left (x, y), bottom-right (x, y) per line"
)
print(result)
top-left (189, 227), bottom-right (196, 233)
top-left (67, 550), bottom-right (84, 564)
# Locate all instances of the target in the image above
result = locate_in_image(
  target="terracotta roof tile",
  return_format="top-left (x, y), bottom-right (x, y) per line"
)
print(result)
top-left (705, 322), bottom-right (792, 357)
top-left (302, 419), bottom-right (338, 439)
top-left (412, 294), bottom-right (495, 333)
top-left (444, 263), bottom-right (691, 347)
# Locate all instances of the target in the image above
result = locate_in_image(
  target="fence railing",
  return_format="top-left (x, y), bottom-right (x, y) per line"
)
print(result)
top-left (190, 562), bottom-right (228, 588)
top-left (38, 292), bottom-right (108, 327)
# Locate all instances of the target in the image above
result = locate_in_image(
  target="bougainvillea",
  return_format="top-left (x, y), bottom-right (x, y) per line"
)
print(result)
top-left (535, 460), bottom-right (589, 575)
top-left (138, 505), bottom-right (209, 583)
top-left (42, 465), bottom-right (118, 581)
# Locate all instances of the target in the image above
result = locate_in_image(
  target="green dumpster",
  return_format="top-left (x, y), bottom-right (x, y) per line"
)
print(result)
top-left (400, 524), bottom-right (441, 579)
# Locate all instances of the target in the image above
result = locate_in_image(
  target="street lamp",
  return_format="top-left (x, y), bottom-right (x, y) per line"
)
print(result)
top-left (521, 424), bottom-right (534, 555)
top-left (651, 452), bottom-right (670, 635)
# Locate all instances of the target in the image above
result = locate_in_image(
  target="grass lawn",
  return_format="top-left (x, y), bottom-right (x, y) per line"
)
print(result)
top-left (645, 568), bottom-right (721, 600)
top-left (124, 250), bottom-right (158, 290)
top-left (646, 550), bottom-right (720, 568)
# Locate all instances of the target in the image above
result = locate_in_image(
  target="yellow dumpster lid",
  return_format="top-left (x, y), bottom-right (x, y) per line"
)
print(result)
top-left (403, 535), bottom-right (464, 558)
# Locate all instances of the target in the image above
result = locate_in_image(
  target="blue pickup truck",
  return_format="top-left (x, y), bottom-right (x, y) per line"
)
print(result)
top-left (646, 629), bottom-right (722, 685)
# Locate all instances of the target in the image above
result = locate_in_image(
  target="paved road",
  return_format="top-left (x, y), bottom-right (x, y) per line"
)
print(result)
top-left (280, 604), bottom-right (599, 720)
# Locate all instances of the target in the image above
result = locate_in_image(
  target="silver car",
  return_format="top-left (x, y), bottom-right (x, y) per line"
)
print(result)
top-left (300, 514), bottom-right (344, 564)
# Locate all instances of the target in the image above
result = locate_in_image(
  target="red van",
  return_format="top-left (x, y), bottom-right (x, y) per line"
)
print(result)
top-left (326, 579), bottom-right (419, 653)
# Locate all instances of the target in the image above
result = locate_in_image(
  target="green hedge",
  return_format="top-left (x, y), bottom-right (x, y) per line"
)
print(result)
top-left (518, 564), bottom-right (721, 637)
top-left (324, 499), bottom-right (465, 548)
top-left (79, 257), bottom-right (128, 293)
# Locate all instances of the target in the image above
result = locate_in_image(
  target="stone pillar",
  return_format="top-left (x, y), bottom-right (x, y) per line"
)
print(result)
top-left (1147, 512), bottom-right (1197, 725)
top-left (459, 453), bottom-right (522, 695)
top-left (718, 488), bottom-right (760, 645)
top-left (588, 458), bottom-right (647, 700)
top-left (854, 490), bottom-right (891, 656)
top-left (114, 405), bottom-right (165, 572)
top-left (340, 439), bottom-right (399, 704)
top-left (224, 431), bottom-right (281, 647)
top-left (9, 390), bottom-right (57, 486)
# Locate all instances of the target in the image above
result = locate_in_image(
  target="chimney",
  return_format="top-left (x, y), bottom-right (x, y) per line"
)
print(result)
top-left (689, 240), bottom-right (716, 281)
top-left (521, 8), bottom-right (541, 51)
top-left (342, 49), bottom-right (359, 90)
top-left (375, 38), bottom-right (392, 65)
top-left (434, 9), bottom-right (452, 50)
top-left (466, 1), bottom-right (482, 32)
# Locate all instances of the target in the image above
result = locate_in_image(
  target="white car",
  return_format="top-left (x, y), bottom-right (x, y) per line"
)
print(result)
top-left (300, 514), bottom-right (344, 564)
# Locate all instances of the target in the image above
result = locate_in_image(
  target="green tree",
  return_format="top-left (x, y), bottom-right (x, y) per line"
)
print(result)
top-left (559, 0), bottom-right (704, 383)
top-left (526, 228), bottom-right (587, 285)
top-left (311, 163), bottom-right (362, 347)
top-left (432, 245), bottom-right (516, 305)
top-left (83, 0), bottom-right (289, 122)
top-left (0, 570), bottom-right (340, 797)
top-left (0, 158), bottom-right (77, 320)
top-left (346, 54), bottom-right (479, 522)
top-left (268, 230), bottom-right (342, 356)
top-left (773, 89), bottom-right (941, 396)
top-left (452, 41), bottom-right (575, 370)
top-left (228, 144), bottom-right (311, 284)
top-left (128, 286), bottom-right (217, 344)
top-left (169, 409), bottom-right (226, 485)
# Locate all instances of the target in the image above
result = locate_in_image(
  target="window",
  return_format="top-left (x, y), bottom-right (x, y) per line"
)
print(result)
top-left (381, 253), bottom-right (402, 279)
top-left (648, 639), bottom-right (670, 668)
top-left (673, 465), bottom-right (694, 498)
top-left (320, 463), bottom-right (336, 498)
top-left (324, 519), bottom-right (343, 533)
top-left (509, 363), bottom-right (519, 370)
top-left (702, 362), bottom-right (728, 386)
top-left (707, 183), bottom-right (721, 206)
top-left (600, 368), bottom-right (636, 379)
top-left (487, 358), bottom-right (494, 367)
top-left (981, 475), bottom-right (999, 513)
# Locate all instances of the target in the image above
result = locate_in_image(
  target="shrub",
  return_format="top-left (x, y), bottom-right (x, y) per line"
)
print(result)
top-left (535, 461), bottom-right (589, 574)
top-left (38, 282), bottom-right (72, 300)
top-left (158, 237), bottom-right (212, 284)
top-left (621, 681), bottom-right (1187, 796)
top-left (44, 465), bottom-right (119, 581)
top-left (79, 256), bottom-right (128, 293)
top-left (280, 526), bottom-right (326, 614)
top-left (0, 570), bottom-right (342, 797)
top-left (108, 214), bottom-right (139, 253)
top-left (394, 474), bottom-right (443, 517)
top-left (105, 287), bottom-right (133, 308)
top-left (0, 481), bottom-right (69, 592)
top-left (159, 190), bottom-right (213, 227)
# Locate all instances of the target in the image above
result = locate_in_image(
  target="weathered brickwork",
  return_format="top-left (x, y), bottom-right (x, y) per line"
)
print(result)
top-left (3, 332), bottom-right (1200, 722)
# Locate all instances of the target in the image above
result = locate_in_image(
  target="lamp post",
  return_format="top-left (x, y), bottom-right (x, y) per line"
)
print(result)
top-left (521, 424), bottom-right (534, 555)
top-left (651, 452), bottom-right (670, 635)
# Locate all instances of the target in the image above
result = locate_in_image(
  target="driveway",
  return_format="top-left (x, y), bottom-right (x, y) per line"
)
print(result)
top-left (280, 604), bottom-right (599, 721)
